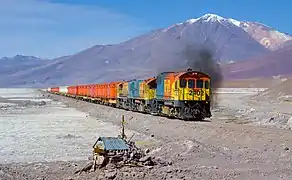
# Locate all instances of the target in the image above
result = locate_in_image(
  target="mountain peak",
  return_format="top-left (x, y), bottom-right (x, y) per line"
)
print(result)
top-left (185, 13), bottom-right (223, 24)
top-left (201, 13), bottom-right (224, 21)
top-left (185, 13), bottom-right (241, 27)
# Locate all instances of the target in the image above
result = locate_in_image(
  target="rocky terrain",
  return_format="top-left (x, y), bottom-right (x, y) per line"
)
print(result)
top-left (240, 21), bottom-right (292, 51)
top-left (0, 87), bottom-right (292, 180)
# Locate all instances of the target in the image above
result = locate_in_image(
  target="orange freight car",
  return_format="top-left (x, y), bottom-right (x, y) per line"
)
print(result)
top-left (77, 85), bottom-right (84, 97)
top-left (76, 85), bottom-right (81, 96)
top-left (100, 83), bottom-right (107, 99)
top-left (93, 84), bottom-right (98, 98)
top-left (85, 84), bottom-right (90, 97)
top-left (96, 84), bottom-right (101, 98)
top-left (88, 84), bottom-right (96, 98)
top-left (82, 85), bottom-right (88, 97)
top-left (107, 82), bottom-right (119, 104)
top-left (68, 86), bottom-right (78, 96)
top-left (50, 87), bottom-right (60, 93)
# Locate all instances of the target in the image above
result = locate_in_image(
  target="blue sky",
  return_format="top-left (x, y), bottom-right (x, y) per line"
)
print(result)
top-left (1, 0), bottom-right (290, 59)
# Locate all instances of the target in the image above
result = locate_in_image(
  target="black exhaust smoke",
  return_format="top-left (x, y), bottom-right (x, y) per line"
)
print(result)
top-left (182, 42), bottom-right (223, 108)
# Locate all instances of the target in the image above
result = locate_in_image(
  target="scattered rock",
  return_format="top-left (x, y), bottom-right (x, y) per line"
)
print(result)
top-left (38, 101), bottom-right (46, 106)
top-left (287, 117), bottom-right (292, 128)
top-left (105, 170), bottom-right (117, 179)
top-left (74, 162), bottom-right (93, 174)
top-left (284, 147), bottom-right (289, 151)
top-left (139, 155), bottom-right (151, 162)
top-left (63, 177), bottom-right (74, 180)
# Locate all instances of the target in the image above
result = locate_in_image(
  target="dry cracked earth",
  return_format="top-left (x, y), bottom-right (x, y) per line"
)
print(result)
top-left (0, 87), bottom-right (292, 180)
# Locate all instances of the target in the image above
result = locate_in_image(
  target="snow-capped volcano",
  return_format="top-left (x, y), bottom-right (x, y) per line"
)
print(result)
top-left (183, 13), bottom-right (292, 51)
top-left (185, 13), bottom-right (241, 27)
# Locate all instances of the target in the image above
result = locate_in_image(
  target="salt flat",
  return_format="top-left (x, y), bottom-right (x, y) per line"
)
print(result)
top-left (0, 88), bottom-right (142, 164)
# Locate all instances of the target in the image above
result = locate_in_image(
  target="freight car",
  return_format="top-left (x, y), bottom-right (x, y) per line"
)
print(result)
top-left (47, 69), bottom-right (212, 120)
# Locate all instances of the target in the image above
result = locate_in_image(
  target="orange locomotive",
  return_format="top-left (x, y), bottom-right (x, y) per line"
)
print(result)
top-left (47, 68), bottom-right (212, 120)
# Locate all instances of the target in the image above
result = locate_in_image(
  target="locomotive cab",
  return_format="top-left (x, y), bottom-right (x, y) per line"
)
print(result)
top-left (174, 71), bottom-right (211, 102)
top-left (171, 70), bottom-right (211, 119)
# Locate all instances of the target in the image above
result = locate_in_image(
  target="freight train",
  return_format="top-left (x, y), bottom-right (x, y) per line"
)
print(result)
top-left (47, 69), bottom-right (212, 120)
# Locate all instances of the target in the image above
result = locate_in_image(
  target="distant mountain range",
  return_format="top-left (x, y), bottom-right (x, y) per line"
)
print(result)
top-left (0, 55), bottom-right (49, 76)
top-left (222, 43), bottom-right (292, 80)
top-left (1, 13), bottom-right (292, 87)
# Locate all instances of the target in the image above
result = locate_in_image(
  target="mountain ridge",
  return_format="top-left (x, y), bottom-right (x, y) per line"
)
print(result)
top-left (222, 43), bottom-right (292, 80)
top-left (0, 13), bottom-right (291, 87)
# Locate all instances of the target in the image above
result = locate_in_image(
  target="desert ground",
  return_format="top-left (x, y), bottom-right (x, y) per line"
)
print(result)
top-left (0, 80), bottom-right (292, 180)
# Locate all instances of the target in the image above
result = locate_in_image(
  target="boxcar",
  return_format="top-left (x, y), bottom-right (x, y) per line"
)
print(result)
top-left (76, 85), bottom-right (83, 97)
top-left (98, 83), bottom-right (108, 102)
top-left (107, 82), bottom-right (119, 105)
top-left (68, 86), bottom-right (77, 96)
top-left (50, 87), bottom-right (60, 94)
top-left (88, 84), bottom-right (97, 99)
top-left (84, 84), bottom-right (91, 98)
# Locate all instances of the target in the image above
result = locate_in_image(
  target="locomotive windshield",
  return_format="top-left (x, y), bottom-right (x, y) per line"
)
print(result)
top-left (180, 79), bottom-right (187, 88)
top-left (179, 78), bottom-right (209, 88)
top-left (196, 80), bottom-right (203, 88)
top-left (187, 79), bottom-right (195, 88)
top-left (205, 81), bottom-right (210, 89)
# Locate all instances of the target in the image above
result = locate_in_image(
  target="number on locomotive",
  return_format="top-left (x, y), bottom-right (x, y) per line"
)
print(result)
top-left (188, 89), bottom-right (202, 96)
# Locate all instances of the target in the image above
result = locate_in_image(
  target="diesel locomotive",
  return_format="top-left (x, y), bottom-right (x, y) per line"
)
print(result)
top-left (47, 68), bottom-right (212, 120)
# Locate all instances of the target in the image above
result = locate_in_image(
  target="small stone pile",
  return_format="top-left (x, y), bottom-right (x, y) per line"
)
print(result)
top-left (75, 140), bottom-right (164, 175)
top-left (108, 141), bottom-right (155, 167)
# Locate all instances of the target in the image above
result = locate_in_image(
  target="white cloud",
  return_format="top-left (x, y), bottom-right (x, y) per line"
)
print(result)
top-left (0, 0), bottom-right (152, 58)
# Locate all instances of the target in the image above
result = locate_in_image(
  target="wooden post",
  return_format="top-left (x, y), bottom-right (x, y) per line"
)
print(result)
top-left (121, 115), bottom-right (127, 140)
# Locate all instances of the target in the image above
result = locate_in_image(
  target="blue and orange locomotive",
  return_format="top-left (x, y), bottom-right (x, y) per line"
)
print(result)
top-left (48, 69), bottom-right (212, 120)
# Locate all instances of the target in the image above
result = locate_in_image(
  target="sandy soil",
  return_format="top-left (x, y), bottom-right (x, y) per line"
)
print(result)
top-left (1, 88), bottom-right (292, 180)
top-left (254, 78), bottom-right (292, 102)
top-left (222, 77), bottom-right (287, 88)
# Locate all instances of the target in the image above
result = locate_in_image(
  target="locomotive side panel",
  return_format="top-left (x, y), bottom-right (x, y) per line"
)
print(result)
top-left (156, 73), bottom-right (166, 100)
top-left (129, 80), bottom-right (143, 99)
